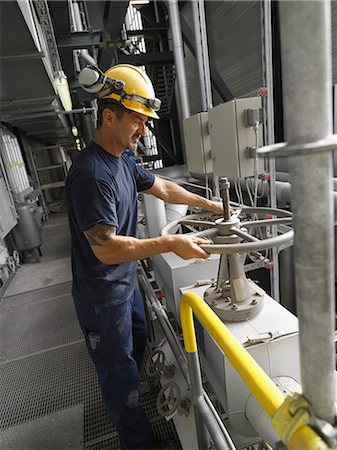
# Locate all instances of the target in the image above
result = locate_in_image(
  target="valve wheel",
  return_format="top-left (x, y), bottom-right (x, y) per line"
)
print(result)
top-left (156, 381), bottom-right (181, 417)
top-left (161, 206), bottom-right (293, 254)
top-left (145, 349), bottom-right (166, 378)
top-left (7, 256), bottom-right (16, 272)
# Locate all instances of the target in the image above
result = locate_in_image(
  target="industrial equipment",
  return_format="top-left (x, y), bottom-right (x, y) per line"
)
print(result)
top-left (11, 203), bottom-right (42, 263)
top-left (208, 98), bottom-right (263, 178)
top-left (139, 174), bottom-right (335, 449)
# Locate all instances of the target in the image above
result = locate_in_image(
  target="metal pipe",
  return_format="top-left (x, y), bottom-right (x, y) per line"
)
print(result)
top-left (138, 271), bottom-right (190, 379)
top-left (279, 1), bottom-right (335, 422)
top-left (198, 0), bottom-right (212, 109)
top-left (55, 107), bottom-right (96, 115)
top-left (167, 0), bottom-right (190, 120)
top-left (192, 1), bottom-right (207, 111)
top-left (196, 396), bottom-right (234, 450)
top-left (138, 268), bottom-right (236, 448)
top-left (262, 0), bottom-right (280, 303)
top-left (80, 51), bottom-right (96, 66)
top-left (233, 177), bottom-right (337, 222)
top-left (186, 352), bottom-right (210, 449)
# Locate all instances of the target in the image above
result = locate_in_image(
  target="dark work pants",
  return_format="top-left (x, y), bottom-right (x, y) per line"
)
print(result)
top-left (73, 289), bottom-right (153, 449)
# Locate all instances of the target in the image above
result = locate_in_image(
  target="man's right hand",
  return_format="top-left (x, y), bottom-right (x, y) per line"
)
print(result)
top-left (167, 235), bottom-right (210, 260)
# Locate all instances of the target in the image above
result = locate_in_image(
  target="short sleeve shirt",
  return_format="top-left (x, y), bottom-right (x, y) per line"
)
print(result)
top-left (66, 142), bottom-right (155, 305)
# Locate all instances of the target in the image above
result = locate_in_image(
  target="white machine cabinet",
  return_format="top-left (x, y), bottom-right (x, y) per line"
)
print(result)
top-left (180, 283), bottom-right (301, 443)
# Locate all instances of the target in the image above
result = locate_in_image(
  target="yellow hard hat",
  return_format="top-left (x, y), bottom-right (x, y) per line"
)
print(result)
top-left (102, 64), bottom-right (160, 119)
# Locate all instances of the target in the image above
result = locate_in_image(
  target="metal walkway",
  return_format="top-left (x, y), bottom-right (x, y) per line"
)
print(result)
top-left (0, 213), bottom-right (180, 450)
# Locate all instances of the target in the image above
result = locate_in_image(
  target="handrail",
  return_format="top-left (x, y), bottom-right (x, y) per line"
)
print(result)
top-left (180, 291), bottom-right (330, 450)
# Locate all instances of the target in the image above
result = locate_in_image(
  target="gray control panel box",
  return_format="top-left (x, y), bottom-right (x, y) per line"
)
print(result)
top-left (183, 112), bottom-right (212, 176)
top-left (208, 97), bottom-right (263, 178)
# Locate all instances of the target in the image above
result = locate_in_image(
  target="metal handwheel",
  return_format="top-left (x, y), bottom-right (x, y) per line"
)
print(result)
top-left (161, 206), bottom-right (293, 255)
top-left (161, 178), bottom-right (293, 322)
top-left (145, 349), bottom-right (166, 378)
top-left (156, 381), bottom-right (182, 417)
top-left (7, 256), bottom-right (16, 272)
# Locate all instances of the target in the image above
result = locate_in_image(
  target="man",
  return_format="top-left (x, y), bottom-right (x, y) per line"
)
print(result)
top-left (66, 64), bottom-right (222, 449)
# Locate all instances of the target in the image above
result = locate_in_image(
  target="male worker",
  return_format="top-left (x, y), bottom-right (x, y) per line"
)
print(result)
top-left (66, 64), bottom-right (222, 449)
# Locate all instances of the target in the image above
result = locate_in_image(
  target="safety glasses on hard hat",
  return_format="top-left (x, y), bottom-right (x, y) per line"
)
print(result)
top-left (79, 66), bottom-right (161, 112)
top-left (100, 78), bottom-right (161, 112)
top-left (118, 92), bottom-right (161, 112)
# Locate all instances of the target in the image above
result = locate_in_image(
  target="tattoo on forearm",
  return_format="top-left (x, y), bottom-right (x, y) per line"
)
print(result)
top-left (84, 224), bottom-right (116, 246)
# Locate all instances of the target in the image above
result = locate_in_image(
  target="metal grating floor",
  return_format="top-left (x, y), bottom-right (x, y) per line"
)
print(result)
top-left (0, 214), bottom-right (181, 450)
top-left (0, 404), bottom-right (84, 450)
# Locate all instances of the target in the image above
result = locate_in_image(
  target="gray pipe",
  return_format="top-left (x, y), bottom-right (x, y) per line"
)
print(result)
top-left (262, 0), bottom-right (279, 302)
top-left (233, 178), bottom-right (337, 222)
top-left (279, 1), bottom-right (335, 423)
top-left (138, 272), bottom-right (190, 379)
top-left (198, 0), bottom-right (212, 109)
top-left (186, 352), bottom-right (210, 449)
top-left (167, 0), bottom-right (190, 119)
top-left (192, 1), bottom-right (207, 112)
top-left (138, 267), bottom-right (236, 449)
top-left (187, 352), bottom-right (235, 449)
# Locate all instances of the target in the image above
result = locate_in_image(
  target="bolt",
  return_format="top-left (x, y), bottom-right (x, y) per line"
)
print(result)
top-left (251, 299), bottom-right (257, 305)
top-left (212, 301), bottom-right (217, 306)
top-left (225, 297), bottom-right (231, 302)
top-left (216, 289), bottom-right (222, 294)
top-left (231, 303), bottom-right (238, 310)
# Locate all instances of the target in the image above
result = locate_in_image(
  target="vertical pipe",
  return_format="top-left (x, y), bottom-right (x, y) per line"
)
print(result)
top-left (186, 352), bottom-right (211, 450)
top-left (167, 0), bottom-right (190, 120)
top-left (262, 0), bottom-right (280, 302)
top-left (192, 1), bottom-right (207, 112)
top-left (279, 1), bottom-right (335, 422)
top-left (72, 1), bottom-right (83, 30)
top-left (198, 0), bottom-right (212, 109)
top-left (197, 0), bottom-right (217, 197)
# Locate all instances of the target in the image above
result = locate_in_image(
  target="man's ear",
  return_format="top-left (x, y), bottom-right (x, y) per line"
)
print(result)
top-left (103, 108), bottom-right (116, 127)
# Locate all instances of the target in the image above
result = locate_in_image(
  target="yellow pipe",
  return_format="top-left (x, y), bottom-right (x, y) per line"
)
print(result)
top-left (180, 291), bottom-right (330, 450)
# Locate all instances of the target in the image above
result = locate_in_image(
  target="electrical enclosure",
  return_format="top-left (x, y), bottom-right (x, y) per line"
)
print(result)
top-left (208, 97), bottom-right (263, 178)
top-left (183, 112), bottom-right (212, 176)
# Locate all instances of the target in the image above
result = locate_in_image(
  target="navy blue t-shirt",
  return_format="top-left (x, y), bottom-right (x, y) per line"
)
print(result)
top-left (66, 142), bottom-right (155, 305)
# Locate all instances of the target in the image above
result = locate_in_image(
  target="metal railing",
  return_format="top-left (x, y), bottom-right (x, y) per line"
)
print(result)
top-left (180, 291), bottom-right (330, 450)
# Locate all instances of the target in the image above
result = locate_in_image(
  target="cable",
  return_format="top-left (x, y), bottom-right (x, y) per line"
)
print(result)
top-left (245, 178), bottom-right (254, 206)
top-left (234, 178), bottom-right (241, 205)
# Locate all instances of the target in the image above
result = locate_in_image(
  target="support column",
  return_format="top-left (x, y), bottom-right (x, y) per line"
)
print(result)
top-left (279, 0), bottom-right (335, 422)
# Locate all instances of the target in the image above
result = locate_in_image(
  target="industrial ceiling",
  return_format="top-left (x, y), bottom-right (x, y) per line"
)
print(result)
top-left (0, 0), bottom-right (130, 151)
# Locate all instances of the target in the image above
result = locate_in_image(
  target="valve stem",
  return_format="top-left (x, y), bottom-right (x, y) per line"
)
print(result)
top-left (220, 177), bottom-right (231, 221)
